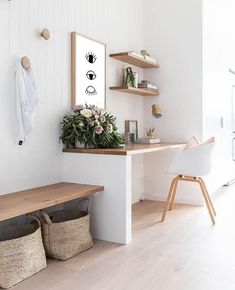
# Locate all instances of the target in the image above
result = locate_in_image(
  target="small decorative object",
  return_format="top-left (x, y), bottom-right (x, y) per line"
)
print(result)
top-left (125, 120), bottom-right (138, 143)
top-left (149, 104), bottom-right (162, 140)
top-left (40, 28), bottom-right (50, 40)
top-left (71, 32), bottom-right (106, 109)
top-left (134, 72), bottom-right (138, 88)
top-left (152, 104), bottom-right (162, 118)
top-left (60, 104), bottom-right (124, 149)
top-left (147, 128), bottom-right (155, 138)
top-left (123, 67), bottom-right (135, 87)
top-left (140, 49), bottom-right (150, 57)
top-left (125, 132), bottom-right (135, 144)
top-left (140, 50), bottom-right (157, 64)
top-left (136, 104), bottom-right (162, 144)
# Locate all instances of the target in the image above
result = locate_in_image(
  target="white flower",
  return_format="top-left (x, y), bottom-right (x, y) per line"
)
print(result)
top-left (79, 122), bottom-right (84, 127)
top-left (94, 114), bottom-right (99, 119)
top-left (107, 123), bottom-right (113, 133)
top-left (95, 120), bottom-right (100, 125)
top-left (80, 109), bottom-right (92, 118)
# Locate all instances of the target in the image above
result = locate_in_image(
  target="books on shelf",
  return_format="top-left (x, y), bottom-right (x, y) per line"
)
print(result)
top-left (130, 51), bottom-right (145, 59)
top-left (138, 83), bottom-right (158, 90)
top-left (143, 55), bottom-right (157, 63)
top-left (136, 138), bottom-right (161, 144)
top-left (129, 51), bottom-right (157, 64)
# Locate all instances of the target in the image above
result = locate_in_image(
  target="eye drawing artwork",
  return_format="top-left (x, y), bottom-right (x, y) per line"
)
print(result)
top-left (85, 86), bottom-right (97, 96)
top-left (85, 52), bottom-right (97, 63)
top-left (86, 70), bottom-right (96, 80)
top-left (71, 32), bottom-right (106, 109)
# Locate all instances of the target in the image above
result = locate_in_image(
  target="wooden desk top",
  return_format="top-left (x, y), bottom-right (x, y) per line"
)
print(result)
top-left (63, 142), bottom-right (185, 156)
top-left (0, 182), bottom-right (104, 222)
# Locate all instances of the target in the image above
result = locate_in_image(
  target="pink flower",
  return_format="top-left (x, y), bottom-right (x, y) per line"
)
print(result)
top-left (73, 104), bottom-right (84, 112)
top-left (95, 125), bottom-right (103, 135)
top-left (99, 115), bottom-right (106, 124)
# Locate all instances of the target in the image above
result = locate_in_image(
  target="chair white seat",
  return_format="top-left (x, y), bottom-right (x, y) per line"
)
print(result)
top-left (161, 137), bottom-right (216, 225)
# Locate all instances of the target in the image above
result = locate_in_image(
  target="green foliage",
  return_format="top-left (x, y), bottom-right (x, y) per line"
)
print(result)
top-left (60, 104), bottom-right (124, 149)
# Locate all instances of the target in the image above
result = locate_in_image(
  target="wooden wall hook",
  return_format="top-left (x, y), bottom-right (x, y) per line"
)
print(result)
top-left (21, 56), bottom-right (31, 70)
top-left (40, 28), bottom-right (50, 40)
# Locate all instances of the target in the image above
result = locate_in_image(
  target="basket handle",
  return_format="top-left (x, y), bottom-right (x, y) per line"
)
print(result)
top-left (27, 214), bottom-right (41, 227)
top-left (75, 198), bottom-right (90, 214)
top-left (39, 211), bottom-right (53, 225)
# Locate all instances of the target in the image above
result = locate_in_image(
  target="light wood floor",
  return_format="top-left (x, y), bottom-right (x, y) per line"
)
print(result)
top-left (14, 184), bottom-right (235, 290)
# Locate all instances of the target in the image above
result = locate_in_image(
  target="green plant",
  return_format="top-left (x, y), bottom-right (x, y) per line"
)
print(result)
top-left (124, 67), bottom-right (135, 87)
top-left (60, 104), bottom-right (124, 149)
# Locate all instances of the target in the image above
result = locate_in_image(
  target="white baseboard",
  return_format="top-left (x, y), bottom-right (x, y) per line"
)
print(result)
top-left (144, 193), bottom-right (203, 206)
top-left (132, 194), bottom-right (143, 205)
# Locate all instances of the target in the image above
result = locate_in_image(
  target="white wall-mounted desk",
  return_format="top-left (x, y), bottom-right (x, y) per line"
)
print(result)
top-left (62, 143), bottom-right (185, 244)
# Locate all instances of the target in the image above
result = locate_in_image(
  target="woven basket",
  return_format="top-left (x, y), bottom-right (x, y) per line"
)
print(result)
top-left (40, 198), bottom-right (93, 261)
top-left (0, 216), bottom-right (47, 289)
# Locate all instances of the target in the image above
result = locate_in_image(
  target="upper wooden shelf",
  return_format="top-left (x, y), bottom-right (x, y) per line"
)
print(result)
top-left (109, 52), bottom-right (160, 68)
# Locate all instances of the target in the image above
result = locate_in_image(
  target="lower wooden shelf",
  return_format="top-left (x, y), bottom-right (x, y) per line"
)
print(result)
top-left (110, 86), bottom-right (159, 96)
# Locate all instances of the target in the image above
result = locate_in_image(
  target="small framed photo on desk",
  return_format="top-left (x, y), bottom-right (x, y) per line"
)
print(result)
top-left (125, 120), bottom-right (138, 143)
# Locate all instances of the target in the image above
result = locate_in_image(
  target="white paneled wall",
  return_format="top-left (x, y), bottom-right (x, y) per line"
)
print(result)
top-left (0, 0), bottom-right (144, 195)
top-left (141, 0), bottom-right (204, 203)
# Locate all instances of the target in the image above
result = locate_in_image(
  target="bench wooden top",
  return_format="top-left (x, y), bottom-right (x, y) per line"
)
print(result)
top-left (0, 182), bottom-right (104, 222)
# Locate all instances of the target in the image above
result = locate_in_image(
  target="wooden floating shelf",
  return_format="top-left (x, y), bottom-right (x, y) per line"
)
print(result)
top-left (109, 52), bottom-right (160, 69)
top-left (110, 86), bottom-right (159, 96)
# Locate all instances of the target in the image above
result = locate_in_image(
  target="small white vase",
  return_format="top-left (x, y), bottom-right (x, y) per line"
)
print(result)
top-left (75, 140), bottom-right (85, 148)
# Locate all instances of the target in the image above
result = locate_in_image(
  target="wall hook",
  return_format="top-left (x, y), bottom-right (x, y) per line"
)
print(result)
top-left (21, 56), bottom-right (31, 70)
top-left (40, 28), bottom-right (50, 40)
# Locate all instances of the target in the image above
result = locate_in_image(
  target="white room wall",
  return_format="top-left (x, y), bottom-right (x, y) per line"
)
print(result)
top-left (143, 0), bottom-right (203, 142)
top-left (142, 0), bottom-right (204, 204)
top-left (1, 0), bottom-right (232, 206)
top-left (0, 0), bottom-right (144, 195)
top-left (202, 0), bottom-right (235, 190)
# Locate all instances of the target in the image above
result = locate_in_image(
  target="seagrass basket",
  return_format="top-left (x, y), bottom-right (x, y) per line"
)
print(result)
top-left (40, 198), bottom-right (93, 261)
top-left (0, 216), bottom-right (47, 289)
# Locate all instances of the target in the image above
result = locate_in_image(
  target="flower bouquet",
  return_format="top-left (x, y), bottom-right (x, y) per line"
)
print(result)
top-left (60, 104), bottom-right (124, 149)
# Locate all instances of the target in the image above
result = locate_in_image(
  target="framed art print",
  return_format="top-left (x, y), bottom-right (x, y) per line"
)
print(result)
top-left (125, 120), bottom-right (138, 143)
top-left (71, 31), bottom-right (106, 109)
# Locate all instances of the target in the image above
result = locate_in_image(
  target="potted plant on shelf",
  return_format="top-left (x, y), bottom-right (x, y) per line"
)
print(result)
top-left (60, 104), bottom-right (124, 149)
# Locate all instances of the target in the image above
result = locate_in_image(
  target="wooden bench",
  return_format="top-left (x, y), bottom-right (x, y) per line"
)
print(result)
top-left (0, 182), bottom-right (104, 222)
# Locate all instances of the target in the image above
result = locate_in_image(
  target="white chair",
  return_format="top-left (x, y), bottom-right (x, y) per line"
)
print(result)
top-left (161, 138), bottom-right (216, 224)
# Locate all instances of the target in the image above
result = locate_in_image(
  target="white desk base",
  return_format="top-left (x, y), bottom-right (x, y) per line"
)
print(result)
top-left (62, 143), bottom-right (185, 244)
top-left (63, 153), bottom-right (132, 244)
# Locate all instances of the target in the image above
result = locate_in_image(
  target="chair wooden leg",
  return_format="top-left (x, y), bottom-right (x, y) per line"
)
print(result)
top-left (169, 176), bottom-right (179, 210)
top-left (198, 178), bottom-right (216, 216)
top-left (161, 177), bottom-right (178, 222)
top-left (198, 179), bottom-right (215, 225)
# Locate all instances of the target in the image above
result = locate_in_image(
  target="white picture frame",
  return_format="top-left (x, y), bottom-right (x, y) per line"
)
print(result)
top-left (71, 32), bottom-right (106, 109)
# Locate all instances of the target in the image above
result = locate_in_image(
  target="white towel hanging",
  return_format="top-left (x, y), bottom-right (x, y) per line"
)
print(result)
top-left (15, 59), bottom-right (39, 145)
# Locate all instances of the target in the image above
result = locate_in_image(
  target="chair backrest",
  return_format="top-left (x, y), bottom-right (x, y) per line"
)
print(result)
top-left (168, 140), bottom-right (215, 177)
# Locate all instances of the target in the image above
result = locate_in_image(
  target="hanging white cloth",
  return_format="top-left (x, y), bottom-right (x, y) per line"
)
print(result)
top-left (15, 60), bottom-right (39, 145)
